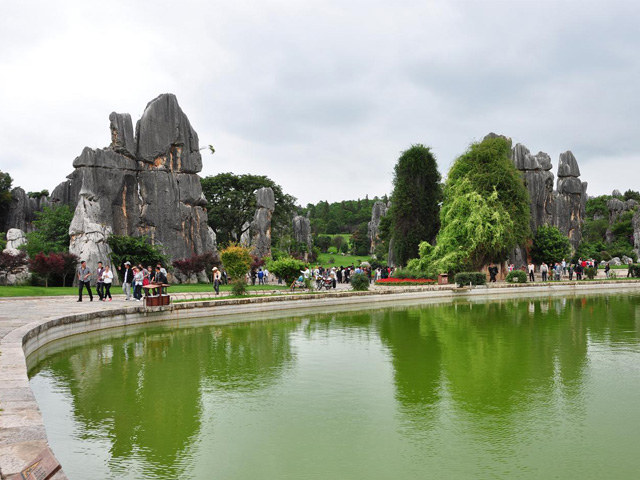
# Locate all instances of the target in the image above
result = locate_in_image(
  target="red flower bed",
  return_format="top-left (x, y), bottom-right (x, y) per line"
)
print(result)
top-left (376, 278), bottom-right (435, 285)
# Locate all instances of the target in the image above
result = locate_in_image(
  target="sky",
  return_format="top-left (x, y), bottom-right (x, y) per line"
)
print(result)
top-left (1, 0), bottom-right (639, 206)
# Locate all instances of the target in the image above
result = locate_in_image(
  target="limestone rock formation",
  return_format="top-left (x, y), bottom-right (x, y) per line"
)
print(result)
top-left (65, 94), bottom-right (216, 280)
top-left (367, 201), bottom-right (388, 255)
top-left (250, 187), bottom-right (275, 259)
top-left (2, 188), bottom-right (50, 232)
top-left (292, 215), bottom-right (312, 254)
top-left (633, 211), bottom-right (640, 257)
top-left (5, 228), bottom-right (26, 251)
top-left (509, 141), bottom-right (588, 266)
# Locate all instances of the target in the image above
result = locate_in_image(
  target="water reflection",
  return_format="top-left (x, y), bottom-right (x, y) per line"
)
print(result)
top-left (28, 293), bottom-right (640, 479)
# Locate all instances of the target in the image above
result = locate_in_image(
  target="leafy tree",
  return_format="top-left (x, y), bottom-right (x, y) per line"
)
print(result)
top-left (0, 171), bottom-right (12, 228)
top-left (107, 235), bottom-right (169, 280)
top-left (326, 219), bottom-right (339, 234)
top-left (623, 189), bottom-right (640, 202)
top-left (0, 250), bottom-right (27, 285)
top-left (388, 144), bottom-right (442, 266)
top-left (585, 195), bottom-right (611, 219)
top-left (314, 235), bottom-right (332, 253)
top-left (530, 226), bottom-right (572, 264)
top-left (331, 235), bottom-right (345, 251)
top-left (350, 272), bottom-right (369, 291)
top-left (408, 136), bottom-right (531, 275)
top-left (29, 252), bottom-right (65, 287)
top-left (220, 244), bottom-right (252, 281)
top-left (201, 173), bottom-right (297, 246)
top-left (350, 222), bottom-right (370, 256)
top-left (172, 252), bottom-right (220, 282)
top-left (24, 205), bottom-right (74, 257)
top-left (266, 256), bottom-right (306, 284)
top-left (60, 252), bottom-right (80, 287)
top-left (27, 190), bottom-right (49, 199)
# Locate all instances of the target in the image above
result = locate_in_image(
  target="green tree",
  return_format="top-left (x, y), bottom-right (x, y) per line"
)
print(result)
top-left (388, 145), bottom-right (442, 266)
top-left (24, 205), bottom-right (74, 257)
top-left (408, 136), bottom-right (531, 275)
top-left (107, 235), bottom-right (169, 278)
top-left (266, 256), bottom-right (306, 284)
top-left (350, 222), bottom-right (370, 256)
top-left (314, 235), bottom-right (332, 253)
top-left (220, 244), bottom-right (252, 281)
top-left (530, 226), bottom-right (572, 264)
top-left (201, 173), bottom-right (297, 246)
top-left (0, 170), bottom-right (13, 228)
top-left (331, 235), bottom-right (345, 251)
top-left (623, 189), bottom-right (640, 202)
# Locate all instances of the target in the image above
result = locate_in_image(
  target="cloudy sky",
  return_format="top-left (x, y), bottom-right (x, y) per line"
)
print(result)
top-left (1, 0), bottom-right (638, 205)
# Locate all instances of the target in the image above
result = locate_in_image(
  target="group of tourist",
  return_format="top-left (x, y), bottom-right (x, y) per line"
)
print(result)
top-left (295, 265), bottom-right (395, 288)
top-left (77, 260), bottom-right (169, 302)
top-left (512, 258), bottom-right (627, 282)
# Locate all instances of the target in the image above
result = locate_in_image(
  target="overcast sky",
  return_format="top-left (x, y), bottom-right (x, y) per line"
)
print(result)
top-left (1, 0), bottom-right (638, 206)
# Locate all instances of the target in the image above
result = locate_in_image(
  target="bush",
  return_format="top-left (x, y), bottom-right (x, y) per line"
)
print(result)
top-left (506, 270), bottom-right (527, 283)
top-left (172, 252), bottom-right (220, 282)
top-left (350, 272), bottom-right (369, 291)
top-left (220, 244), bottom-right (252, 281)
top-left (454, 272), bottom-right (486, 286)
top-left (267, 256), bottom-right (306, 284)
top-left (393, 268), bottom-right (429, 280)
top-left (231, 279), bottom-right (247, 296)
top-left (584, 267), bottom-right (597, 280)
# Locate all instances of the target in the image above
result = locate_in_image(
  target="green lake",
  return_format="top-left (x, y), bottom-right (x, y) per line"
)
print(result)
top-left (28, 293), bottom-right (640, 479)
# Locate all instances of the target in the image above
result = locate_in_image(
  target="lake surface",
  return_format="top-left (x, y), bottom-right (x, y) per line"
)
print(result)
top-left (28, 293), bottom-right (640, 479)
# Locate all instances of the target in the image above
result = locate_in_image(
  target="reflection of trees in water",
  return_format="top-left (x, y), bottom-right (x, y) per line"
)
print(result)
top-left (201, 319), bottom-right (298, 391)
top-left (376, 295), bottom-right (640, 437)
top-left (41, 320), bottom-right (299, 477)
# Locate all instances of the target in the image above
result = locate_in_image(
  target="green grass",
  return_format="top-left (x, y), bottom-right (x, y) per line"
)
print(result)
top-left (0, 283), bottom-right (287, 298)
top-left (315, 253), bottom-right (369, 268)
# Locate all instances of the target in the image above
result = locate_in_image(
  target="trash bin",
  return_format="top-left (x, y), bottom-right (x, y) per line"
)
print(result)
top-left (438, 273), bottom-right (448, 285)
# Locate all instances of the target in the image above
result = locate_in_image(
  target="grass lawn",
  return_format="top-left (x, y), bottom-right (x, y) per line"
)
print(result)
top-left (0, 283), bottom-right (287, 297)
top-left (315, 252), bottom-right (370, 268)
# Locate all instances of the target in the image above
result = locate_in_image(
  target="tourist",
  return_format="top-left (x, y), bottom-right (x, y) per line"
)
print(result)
top-left (561, 259), bottom-right (567, 275)
top-left (488, 263), bottom-right (498, 283)
top-left (540, 262), bottom-right (548, 282)
top-left (102, 265), bottom-right (113, 301)
top-left (528, 262), bottom-right (535, 282)
top-left (77, 260), bottom-right (93, 302)
top-left (153, 266), bottom-right (167, 295)
top-left (554, 263), bottom-right (561, 281)
top-left (575, 262), bottom-right (583, 281)
top-left (133, 267), bottom-right (144, 301)
top-left (258, 268), bottom-right (264, 285)
top-left (568, 263), bottom-right (574, 281)
top-left (157, 263), bottom-right (167, 277)
top-left (250, 267), bottom-right (257, 285)
top-left (222, 269), bottom-right (228, 285)
top-left (96, 261), bottom-right (105, 301)
top-left (605, 262), bottom-right (611, 279)
top-left (263, 267), bottom-right (269, 283)
top-left (122, 261), bottom-right (133, 301)
top-left (212, 267), bottom-right (221, 295)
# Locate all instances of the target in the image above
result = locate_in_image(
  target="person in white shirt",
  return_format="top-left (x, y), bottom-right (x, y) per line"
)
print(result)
top-left (102, 265), bottom-right (114, 301)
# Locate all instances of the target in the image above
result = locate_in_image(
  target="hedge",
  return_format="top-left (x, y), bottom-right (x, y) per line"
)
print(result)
top-left (506, 270), bottom-right (528, 283)
top-left (454, 272), bottom-right (486, 286)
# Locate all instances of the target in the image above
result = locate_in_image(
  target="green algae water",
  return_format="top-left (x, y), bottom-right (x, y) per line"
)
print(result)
top-left (28, 293), bottom-right (640, 479)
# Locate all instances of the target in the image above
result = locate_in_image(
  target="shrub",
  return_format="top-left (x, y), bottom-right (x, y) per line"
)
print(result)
top-left (454, 272), bottom-right (486, 286)
top-left (506, 270), bottom-right (527, 283)
top-left (220, 244), bottom-right (252, 281)
top-left (231, 279), bottom-right (247, 296)
top-left (350, 272), bottom-right (369, 291)
top-left (267, 256), bottom-right (306, 284)
top-left (584, 266), bottom-right (597, 280)
top-left (172, 252), bottom-right (220, 282)
top-left (0, 250), bottom-right (28, 285)
top-left (28, 252), bottom-right (64, 287)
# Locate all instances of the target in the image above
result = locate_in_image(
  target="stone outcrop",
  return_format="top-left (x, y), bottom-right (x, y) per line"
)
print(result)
top-left (5, 228), bottom-right (26, 251)
top-left (249, 187), bottom-right (275, 259)
top-left (509, 141), bottom-right (588, 266)
top-left (64, 94), bottom-right (216, 279)
top-left (633, 211), bottom-right (640, 256)
top-left (292, 215), bottom-right (312, 254)
top-left (367, 201), bottom-right (388, 255)
top-left (2, 188), bottom-right (50, 232)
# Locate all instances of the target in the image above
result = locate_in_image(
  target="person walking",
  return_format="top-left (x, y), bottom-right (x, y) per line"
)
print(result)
top-left (96, 261), bottom-right (105, 301)
top-left (122, 262), bottom-right (133, 301)
top-left (212, 267), bottom-right (221, 295)
top-left (77, 260), bottom-right (93, 302)
top-left (488, 263), bottom-right (498, 283)
top-left (528, 262), bottom-right (535, 282)
top-left (605, 262), bottom-right (611, 279)
top-left (133, 266), bottom-right (144, 301)
top-left (103, 265), bottom-right (113, 301)
top-left (540, 262), bottom-right (549, 282)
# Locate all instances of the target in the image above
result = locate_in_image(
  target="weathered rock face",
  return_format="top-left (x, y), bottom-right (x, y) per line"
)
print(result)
top-left (250, 187), bottom-right (275, 259)
top-left (509, 142), bottom-right (588, 266)
top-left (633, 211), bottom-right (640, 257)
top-left (6, 228), bottom-right (26, 251)
top-left (2, 188), bottom-right (50, 232)
top-left (66, 94), bottom-right (216, 279)
top-left (367, 201), bottom-right (388, 255)
top-left (292, 215), bottom-right (312, 254)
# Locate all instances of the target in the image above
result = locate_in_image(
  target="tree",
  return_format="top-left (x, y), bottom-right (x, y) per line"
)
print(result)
top-left (107, 235), bottom-right (169, 280)
top-left (266, 256), bottom-right (306, 284)
top-left (331, 235), bottom-right (345, 251)
top-left (530, 226), bottom-right (572, 264)
top-left (220, 244), bottom-right (252, 295)
top-left (350, 222), bottom-right (370, 256)
top-left (407, 136), bottom-right (531, 275)
top-left (388, 145), bottom-right (442, 266)
top-left (60, 252), bottom-right (80, 287)
top-left (201, 173), bottom-right (297, 246)
top-left (172, 252), bottom-right (220, 282)
top-left (623, 189), bottom-right (640, 202)
top-left (0, 250), bottom-right (27, 285)
top-left (29, 252), bottom-right (65, 287)
top-left (24, 205), bottom-right (74, 257)
top-left (314, 235), bottom-right (332, 253)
